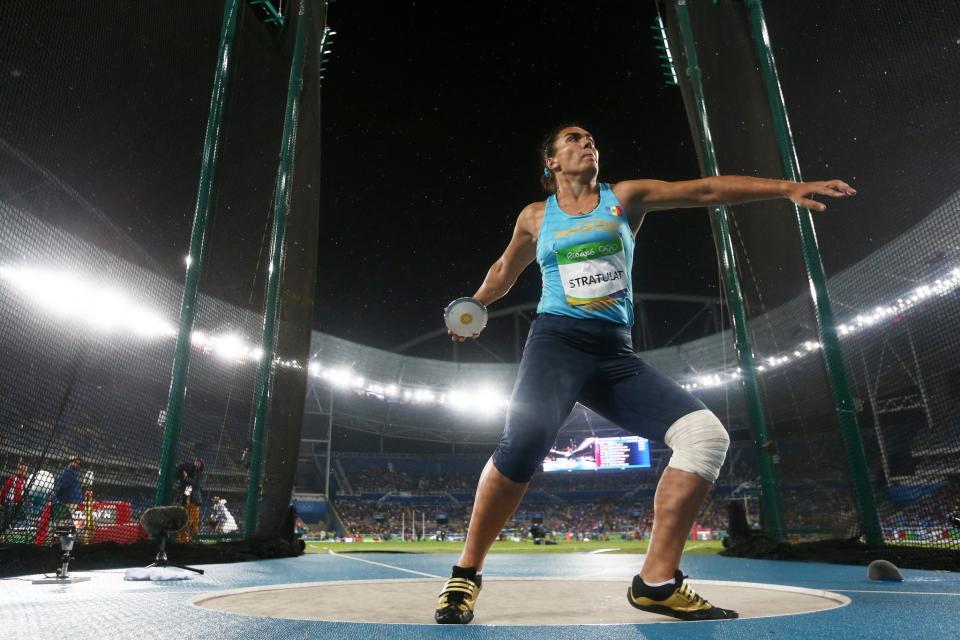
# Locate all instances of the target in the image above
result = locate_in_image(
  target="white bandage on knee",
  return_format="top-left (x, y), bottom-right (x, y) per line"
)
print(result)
top-left (664, 410), bottom-right (730, 483)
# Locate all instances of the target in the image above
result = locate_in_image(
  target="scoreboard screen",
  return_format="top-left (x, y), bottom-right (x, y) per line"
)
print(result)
top-left (542, 435), bottom-right (651, 472)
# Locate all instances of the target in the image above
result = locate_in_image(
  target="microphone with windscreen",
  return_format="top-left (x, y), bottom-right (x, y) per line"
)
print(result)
top-left (139, 506), bottom-right (203, 575)
top-left (140, 506), bottom-right (188, 536)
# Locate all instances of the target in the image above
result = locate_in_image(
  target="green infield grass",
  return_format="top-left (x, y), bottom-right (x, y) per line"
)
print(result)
top-left (306, 538), bottom-right (723, 555)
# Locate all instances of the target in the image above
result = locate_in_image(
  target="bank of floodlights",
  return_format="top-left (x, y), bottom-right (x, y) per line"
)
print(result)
top-left (1, 262), bottom-right (957, 402)
top-left (651, 14), bottom-right (679, 87)
top-left (319, 26), bottom-right (336, 83)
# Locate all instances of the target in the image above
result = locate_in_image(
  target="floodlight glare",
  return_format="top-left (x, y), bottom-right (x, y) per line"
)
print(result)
top-left (1, 266), bottom-right (176, 339)
top-left (325, 368), bottom-right (352, 389)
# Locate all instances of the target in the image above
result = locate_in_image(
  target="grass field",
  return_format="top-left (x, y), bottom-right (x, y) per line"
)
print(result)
top-left (306, 538), bottom-right (724, 555)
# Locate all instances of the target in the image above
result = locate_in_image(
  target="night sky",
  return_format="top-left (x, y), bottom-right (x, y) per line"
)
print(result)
top-left (7, 1), bottom-right (955, 361)
top-left (314, 1), bottom-right (718, 354)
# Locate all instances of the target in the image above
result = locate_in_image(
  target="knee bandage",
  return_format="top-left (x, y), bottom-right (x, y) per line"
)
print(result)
top-left (664, 410), bottom-right (729, 483)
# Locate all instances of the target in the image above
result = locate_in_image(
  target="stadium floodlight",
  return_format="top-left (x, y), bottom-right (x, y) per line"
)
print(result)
top-left (679, 263), bottom-right (960, 391)
top-left (323, 367), bottom-right (353, 389)
top-left (474, 386), bottom-right (507, 415)
top-left (0, 266), bottom-right (176, 340)
top-left (446, 390), bottom-right (471, 412)
top-left (191, 331), bottom-right (260, 363)
top-left (413, 388), bottom-right (435, 404)
top-left (212, 333), bottom-right (245, 362)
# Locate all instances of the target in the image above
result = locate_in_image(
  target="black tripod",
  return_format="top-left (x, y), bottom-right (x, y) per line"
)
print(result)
top-left (140, 506), bottom-right (204, 575)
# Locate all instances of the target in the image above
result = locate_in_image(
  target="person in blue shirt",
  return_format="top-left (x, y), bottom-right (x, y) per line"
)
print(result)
top-left (52, 455), bottom-right (83, 526)
top-left (435, 124), bottom-right (856, 624)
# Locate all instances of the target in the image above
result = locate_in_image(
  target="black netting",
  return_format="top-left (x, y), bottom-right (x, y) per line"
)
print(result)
top-left (663, 0), bottom-right (960, 564)
top-left (766, 0), bottom-right (960, 553)
top-left (0, 0), bottom-right (323, 556)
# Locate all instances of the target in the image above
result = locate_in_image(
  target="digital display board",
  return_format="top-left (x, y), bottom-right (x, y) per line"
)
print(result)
top-left (542, 435), bottom-right (651, 472)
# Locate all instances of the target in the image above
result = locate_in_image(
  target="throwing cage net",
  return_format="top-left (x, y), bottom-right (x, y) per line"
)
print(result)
top-left (0, 0), bottom-right (325, 569)
top-left (659, 0), bottom-right (960, 567)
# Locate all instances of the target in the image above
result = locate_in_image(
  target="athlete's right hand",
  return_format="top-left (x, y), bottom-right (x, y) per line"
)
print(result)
top-left (447, 328), bottom-right (481, 343)
top-left (444, 297), bottom-right (488, 342)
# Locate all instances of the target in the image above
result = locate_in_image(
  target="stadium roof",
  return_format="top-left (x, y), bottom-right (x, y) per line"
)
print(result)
top-left (2, 188), bottom-right (957, 442)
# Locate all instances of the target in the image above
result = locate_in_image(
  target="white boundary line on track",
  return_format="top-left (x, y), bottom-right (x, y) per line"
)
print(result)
top-left (326, 549), bottom-right (444, 578)
top-left (836, 589), bottom-right (960, 596)
top-left (587, 548), bottom-right (621, 554)
top-left (188, 576), bottom-right (853, 626)
top-left (579, 567), bottom-right (633, 578)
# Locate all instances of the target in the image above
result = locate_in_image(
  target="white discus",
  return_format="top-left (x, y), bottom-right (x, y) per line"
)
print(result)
top-left (444, 297), bottom-right (488, 338)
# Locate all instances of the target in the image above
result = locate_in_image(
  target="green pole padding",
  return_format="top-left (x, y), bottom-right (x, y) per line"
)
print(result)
top-left (743, 0), bottom-right (884, 545)
top-left (155, 0), bottom-right (241, 508)
top-left (675, 0), bottom-right (786, 542)
top-left (244, 0), bottom-right (312, 537)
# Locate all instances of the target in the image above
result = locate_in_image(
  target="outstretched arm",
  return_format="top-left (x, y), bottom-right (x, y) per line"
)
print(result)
top-left (614, 176), bottom-right (857, 230)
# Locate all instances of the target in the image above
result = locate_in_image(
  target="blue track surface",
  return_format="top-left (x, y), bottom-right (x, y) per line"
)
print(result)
top-left (2, 552), bottom-right (957, 639)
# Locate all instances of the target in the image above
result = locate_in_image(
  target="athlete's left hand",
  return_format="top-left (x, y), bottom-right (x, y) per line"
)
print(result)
top-left (786, 180), bottom-right (857, 212)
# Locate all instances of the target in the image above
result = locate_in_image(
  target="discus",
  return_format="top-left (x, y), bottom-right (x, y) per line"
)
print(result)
top-left (444, 297), bottom-right (488, 338)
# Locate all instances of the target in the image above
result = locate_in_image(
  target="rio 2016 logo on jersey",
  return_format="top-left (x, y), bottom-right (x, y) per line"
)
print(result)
top-left (555, 219), bottom-right (620, 239)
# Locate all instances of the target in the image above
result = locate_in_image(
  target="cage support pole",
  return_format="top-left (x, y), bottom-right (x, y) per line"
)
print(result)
top-left (156, 0), bottom-right (241, 507)
top-left (675, 0), bottom-right (786, 542)
top-left (245, 0), bottom-right (311, 537)
top-left (744, 0), bottom-right (883, 544)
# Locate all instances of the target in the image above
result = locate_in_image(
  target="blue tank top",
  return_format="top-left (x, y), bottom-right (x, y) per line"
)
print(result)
top-left (536, 183), bottom-right (635, 325)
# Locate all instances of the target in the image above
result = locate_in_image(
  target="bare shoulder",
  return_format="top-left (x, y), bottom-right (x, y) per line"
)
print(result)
top-left (517, 200), bottom-right (546, 237)
top-left (611, 179), bottom-right (659, 206)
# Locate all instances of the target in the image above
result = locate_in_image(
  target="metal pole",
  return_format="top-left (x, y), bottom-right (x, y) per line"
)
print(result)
top-left (155, 0), bottom-right (241, 507)
top-left (325, 388), bottom-right (333, 497)
top-left (744, 0), bottom-right (884, 544)
top-left (674, 0), bottom-right (786, 542)
top-left (904, 325), bottom-right (934, 432)
top-left (244, 0), bottom-right (312, 536)
top-left (859, 349), bottom-right (893, 483)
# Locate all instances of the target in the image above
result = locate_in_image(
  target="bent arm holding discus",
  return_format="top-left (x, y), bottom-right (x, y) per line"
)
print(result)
top-left (447, 204), bottom-right (539, 342)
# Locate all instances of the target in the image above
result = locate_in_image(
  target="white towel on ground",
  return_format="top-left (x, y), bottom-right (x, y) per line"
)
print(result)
top-left (124, 567), bottom-right (194, 581)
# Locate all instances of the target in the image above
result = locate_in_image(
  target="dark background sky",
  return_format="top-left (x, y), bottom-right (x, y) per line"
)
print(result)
top-left (9, 1), bottom-right (954, 362)
top-left (313, 1), bottom-right (719, 355)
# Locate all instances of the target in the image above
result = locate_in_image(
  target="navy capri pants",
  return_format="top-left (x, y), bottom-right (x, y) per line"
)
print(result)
top-left (492, 313), bottom-right (707, 483)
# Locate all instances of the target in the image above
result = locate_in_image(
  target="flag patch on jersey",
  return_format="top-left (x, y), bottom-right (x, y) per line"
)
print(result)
top-left (610, 205), bottom-right (623, 217)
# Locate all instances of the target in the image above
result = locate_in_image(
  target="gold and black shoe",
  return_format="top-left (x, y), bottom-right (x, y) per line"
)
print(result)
top-left (627, 570), bottom-right (738, 621)
top-left (435, 566), bottom-right (482, 624)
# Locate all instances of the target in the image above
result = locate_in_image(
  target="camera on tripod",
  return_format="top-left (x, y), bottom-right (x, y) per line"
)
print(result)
top-left (33, 524), bottom-right (90, 584)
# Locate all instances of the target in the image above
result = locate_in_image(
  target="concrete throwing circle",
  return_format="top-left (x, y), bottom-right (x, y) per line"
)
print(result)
top-left (193, 577), bottom-right (850, 625)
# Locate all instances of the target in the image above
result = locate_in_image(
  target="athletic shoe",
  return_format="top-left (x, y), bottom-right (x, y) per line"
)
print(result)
top-left (435, 565), bottom-right (482, 624)
top-left (627, 570), bottom-right (739, 621)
